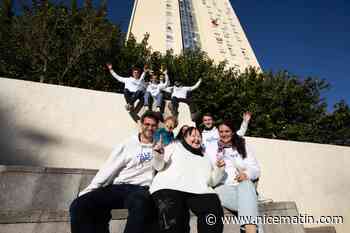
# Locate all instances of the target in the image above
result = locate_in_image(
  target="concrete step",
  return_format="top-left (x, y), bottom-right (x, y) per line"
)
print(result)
top-left (0, 165), bottom-right (306, 233)
top-left (305, 226), bottom-right (337, 233)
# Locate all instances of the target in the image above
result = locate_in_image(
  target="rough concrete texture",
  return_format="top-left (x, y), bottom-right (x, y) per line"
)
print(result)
top-left (0, 78), bottom-right (348, 232)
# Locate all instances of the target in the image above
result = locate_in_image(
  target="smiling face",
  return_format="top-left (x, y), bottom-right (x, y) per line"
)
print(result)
top-left (132, 69), bottom-right (141, 79)
top-left (184, 128), bottom-right (202, 149)
top-left (218, 124), bottom-right (233, 144)
top-left (150, 75), bottom-right (158, 84)
top-left (202, 115), bottom-right (214, 129)
top-left (141, 117), bottom-right (158, 141)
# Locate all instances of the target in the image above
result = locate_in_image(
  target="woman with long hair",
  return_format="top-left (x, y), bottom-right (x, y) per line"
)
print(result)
top-left (205, 120), bottom-right (260, 233)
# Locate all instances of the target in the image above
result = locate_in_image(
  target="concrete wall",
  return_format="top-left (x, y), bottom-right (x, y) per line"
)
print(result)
top-left (0, 77), bottom-right (349, 233)
top-left (248, 137), bottom-right (349, 233)
top-left (0, 78), bottom-right (193, 169)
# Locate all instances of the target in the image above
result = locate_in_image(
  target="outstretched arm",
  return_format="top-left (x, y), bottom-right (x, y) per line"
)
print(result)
top-left (106, 63), bottom-right (126, 83)
top-left (79, 144), bottom-right (126, 196)
top-left (163, 86), bottom-right (173, 93)
top-left (236, 112), bottom-right (252, 137)
top-left (188, 78), bottom-right (202, 91)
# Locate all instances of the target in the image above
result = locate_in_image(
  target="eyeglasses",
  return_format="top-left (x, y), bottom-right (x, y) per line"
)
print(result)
top-left (143, 123), bottom-right (157, 128)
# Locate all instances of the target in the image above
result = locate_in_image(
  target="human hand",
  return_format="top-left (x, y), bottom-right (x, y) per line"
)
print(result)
top-left (144, 64), bottom-right (150, 73)
top-left (234, 169), bottom-right (248, 182)
top-left (243, 111), bottom-right (252, 122)
top-left (106, 63), bottom-right (112, 70)
top-left (216, 159), bottom-right (225, 168)
top-left (153, 135), bottom-right (164, 155)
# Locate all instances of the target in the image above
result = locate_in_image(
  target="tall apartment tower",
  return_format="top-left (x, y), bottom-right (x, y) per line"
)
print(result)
top-left (128, 0), bottom-right (261, 71)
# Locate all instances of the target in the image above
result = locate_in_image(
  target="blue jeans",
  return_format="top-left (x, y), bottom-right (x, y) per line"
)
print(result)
top-left (144, 92), bottom-right (163, 108)
top-left (215, 180), bottom-right (258, 226)
top-left (69, 184), bottom-right (154, 233)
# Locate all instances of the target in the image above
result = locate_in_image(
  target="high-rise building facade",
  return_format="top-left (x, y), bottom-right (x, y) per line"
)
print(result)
top-left (127, 0), bottom-right (261, 71)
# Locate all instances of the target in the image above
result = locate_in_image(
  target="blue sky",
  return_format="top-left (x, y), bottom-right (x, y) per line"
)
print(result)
top-left (13, 0), bottom-right (350, 112)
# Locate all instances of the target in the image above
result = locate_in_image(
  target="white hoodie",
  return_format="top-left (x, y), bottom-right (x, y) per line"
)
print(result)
top-left (79, 135), bottom-right (154, 196)
top-left (146, 72), bottom-right (169, 97)
top-left (150, 142), bottom-right (225, 194)
top-left (109, 70), bottom-right (146, 92)
top-left (205, 142), bottom-right (260, 186)
top-left (164, 79), bottom-right (202, 99)
top-left (202, 120), bottom-right (249, 152)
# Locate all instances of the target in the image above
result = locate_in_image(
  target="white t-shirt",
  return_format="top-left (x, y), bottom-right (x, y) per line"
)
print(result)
top-left (146, 73), bottom-right (169, 97)
top-left (110, 70), bottom-right (146, 92)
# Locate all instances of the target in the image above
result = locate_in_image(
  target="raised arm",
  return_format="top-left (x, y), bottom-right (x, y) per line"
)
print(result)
top-left (159, 70), bottom-right (170, 89)
top-left (152, 142), bottom-right (174, 171)
top-left (79, 144), bottom-right (126, 196)
top-left (236, 112), bottom-right (252, 137)
top-left (188, 78), bottom-right (202, 91)
top-left (140, 65), bottom-right (150, 82)
top-left (106, 63), bottom-right (127, 83)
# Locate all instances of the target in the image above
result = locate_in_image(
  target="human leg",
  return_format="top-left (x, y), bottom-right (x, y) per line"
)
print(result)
top-left (152, 189), bottom-right (188, 233)
top-left (144, 92), bottom-right (151, 107)
top-left (215, 182), bottom-right (258, 233)
top-left (237, 181), bottom-right (258, 233)
top-left (123, 185), bottom-right (154, 233)
top-left (170, 97), bottom-right (179, 115)
top-left (187, 193), bottom-right (223, 233)
top-left (155, 93), bottom-right (163, 108)
top-left (124, 89), bottom-right (133, 105)
top-left (130, 90), bottom-right (145, 105)
top-left (69, 185), bottom-right (125, 233)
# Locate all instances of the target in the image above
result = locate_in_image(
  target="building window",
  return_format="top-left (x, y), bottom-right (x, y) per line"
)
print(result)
top-left (166, 35), bottom-right (173, 40)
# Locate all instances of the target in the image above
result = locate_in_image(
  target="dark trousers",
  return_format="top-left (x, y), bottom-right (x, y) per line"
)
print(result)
top-left (171, 97), bottom-right (190, 114)
top-left (152, 189), bottom-right (223, 233)
top-left (124, 89), bottom-right (144, 105)
top-left (69, 184), bottom-right (154, 233)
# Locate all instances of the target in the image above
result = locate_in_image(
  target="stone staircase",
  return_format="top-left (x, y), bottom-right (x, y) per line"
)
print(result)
top-left (0, 165), bottom-right (335, 233)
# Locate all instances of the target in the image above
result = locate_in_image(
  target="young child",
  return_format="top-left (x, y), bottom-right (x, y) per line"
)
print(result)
top-left (144, 70), bottom-right (169, 112)
top-left (106, 63), bottom-right (148, 111)
top-left (153, 116), bottom-right (178, 146)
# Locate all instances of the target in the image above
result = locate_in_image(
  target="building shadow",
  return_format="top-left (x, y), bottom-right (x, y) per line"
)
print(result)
top-left (0, 101), bottom-right (59, 166)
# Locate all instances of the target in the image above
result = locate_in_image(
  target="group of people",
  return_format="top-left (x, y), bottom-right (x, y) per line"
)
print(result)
top-left (106, 64), bottom-right (201, 117)
top-left (70, 110), bottom-right (261, 233)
